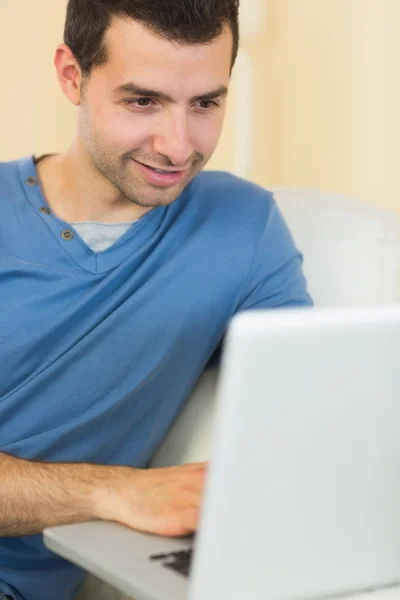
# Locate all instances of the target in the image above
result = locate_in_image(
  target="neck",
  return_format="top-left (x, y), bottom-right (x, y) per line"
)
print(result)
top-left (35, 139), bottom-right (152, 224)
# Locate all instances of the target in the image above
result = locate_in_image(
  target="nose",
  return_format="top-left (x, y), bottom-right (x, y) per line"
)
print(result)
top-left (152, 109), bottom-right (194, 167)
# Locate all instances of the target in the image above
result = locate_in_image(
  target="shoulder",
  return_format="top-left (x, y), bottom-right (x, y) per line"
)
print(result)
top-left (0, 157), bottom-right (21, 177)
top-left (0, 157), bottom-right (26, 195)
top-left (176, 170), bottom-right (283, 242)
top-left (192, 170), bottom-right (275, 210)
top-left (183, 170), bottom-right (277, 234)
top-left (0, 157), bottom-right (36, 217)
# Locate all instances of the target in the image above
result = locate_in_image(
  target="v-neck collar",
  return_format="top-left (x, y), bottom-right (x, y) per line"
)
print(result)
top-left (18, 155), bottom-right (171, 274)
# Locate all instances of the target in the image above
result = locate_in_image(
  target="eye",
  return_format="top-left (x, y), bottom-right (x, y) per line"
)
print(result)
top-left (197, 100), bottom-right (219, 110)
top-left (124, 98), bottom-right (154, 109)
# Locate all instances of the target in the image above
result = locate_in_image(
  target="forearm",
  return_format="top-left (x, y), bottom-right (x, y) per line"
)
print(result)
top-left (0, 451), bottom-right (120, 537)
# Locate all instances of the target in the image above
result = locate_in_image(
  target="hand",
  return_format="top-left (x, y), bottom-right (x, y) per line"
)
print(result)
top-left (95, 462), bottom-right (208, 537)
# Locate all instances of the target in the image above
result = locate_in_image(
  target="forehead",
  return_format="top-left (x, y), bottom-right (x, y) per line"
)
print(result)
top-left (99, 16), bottom-right (233, 91)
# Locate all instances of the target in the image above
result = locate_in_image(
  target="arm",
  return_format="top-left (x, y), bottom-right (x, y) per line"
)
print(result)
top-left (0, 451), bottom-right (117, 537)
top-left (235, 198), bottom-right (313, 312)
top-left (207, 198), bottom-right (313, 369)
top-left (0, 451), bottom-right (205, 538)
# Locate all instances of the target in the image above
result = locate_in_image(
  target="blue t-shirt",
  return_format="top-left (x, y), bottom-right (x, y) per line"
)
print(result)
top-left (0, 156), bottom-right (312, 600)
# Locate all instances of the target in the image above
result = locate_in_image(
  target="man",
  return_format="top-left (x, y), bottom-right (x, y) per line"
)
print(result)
top-left (0, 1), bottom-right (312, 599)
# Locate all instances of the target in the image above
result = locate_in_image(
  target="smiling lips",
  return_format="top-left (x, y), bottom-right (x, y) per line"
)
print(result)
top-left (132, 159), bottom-right (187, 187)
top-left (142, 163), bottom-right (183, 173)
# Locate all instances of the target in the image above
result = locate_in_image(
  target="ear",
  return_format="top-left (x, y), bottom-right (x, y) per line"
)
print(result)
top-left (54, 43), bottom-right (84, 106)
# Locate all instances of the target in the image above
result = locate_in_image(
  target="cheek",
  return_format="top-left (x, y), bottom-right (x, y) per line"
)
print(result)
top-left (103, 114), bottom-right (151, 148)
top-left (87, 98), bottom-right (152, 149)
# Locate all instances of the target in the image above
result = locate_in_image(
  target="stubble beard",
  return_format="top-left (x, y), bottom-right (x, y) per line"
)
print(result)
top-left (85, 130), bottom-right (205, 208)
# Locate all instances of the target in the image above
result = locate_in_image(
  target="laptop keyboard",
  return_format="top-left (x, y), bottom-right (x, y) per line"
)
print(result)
top-left (150, 548), bottom-right (193, 578)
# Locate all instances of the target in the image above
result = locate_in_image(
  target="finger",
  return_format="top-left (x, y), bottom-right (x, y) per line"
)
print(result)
top-left (186, 462), bottom-right (208, 473)
top-left (183, 472), bottom-right (208, 495)
top-left (181, 507), bottom-right (201, 534)
top-left (183, 488), bottom-right (204, 506)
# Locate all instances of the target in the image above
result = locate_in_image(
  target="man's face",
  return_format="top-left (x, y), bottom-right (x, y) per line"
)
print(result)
top-left (78, 17), bottom-right (233, 208)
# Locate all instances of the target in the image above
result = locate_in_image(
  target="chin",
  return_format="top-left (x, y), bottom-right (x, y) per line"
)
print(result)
top-left (127, 190), bottom-right (178, 208)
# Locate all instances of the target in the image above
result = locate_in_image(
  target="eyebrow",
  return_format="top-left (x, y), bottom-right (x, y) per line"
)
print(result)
top-left (115, 82), bottom-right (228, 104)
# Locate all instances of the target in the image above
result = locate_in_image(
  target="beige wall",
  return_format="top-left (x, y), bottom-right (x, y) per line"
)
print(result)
top-left (0, 1), bottom-right (74, 160)
top-left (1, 1), bottom-right (399, 214)
top-left (249, 0), bottom-right (400, 215)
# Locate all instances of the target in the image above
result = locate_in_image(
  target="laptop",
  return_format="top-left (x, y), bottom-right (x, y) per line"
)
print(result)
top-left (44, 305), bottom-right (400, 600)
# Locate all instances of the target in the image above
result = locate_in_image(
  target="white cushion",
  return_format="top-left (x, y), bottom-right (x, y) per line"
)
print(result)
top-left (273, 188), bottom-right (400, 307)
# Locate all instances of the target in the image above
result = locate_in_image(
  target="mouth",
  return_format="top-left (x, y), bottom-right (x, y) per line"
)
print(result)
top-left (131, 159), bottom-right (188, 187)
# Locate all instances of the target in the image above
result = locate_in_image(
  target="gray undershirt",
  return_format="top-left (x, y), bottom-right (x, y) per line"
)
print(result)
top-left (70, 220), bottom-right (138, 253)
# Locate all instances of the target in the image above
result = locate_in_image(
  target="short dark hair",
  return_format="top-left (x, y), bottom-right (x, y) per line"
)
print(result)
top-left (64, 0), bottom-right (240, 77)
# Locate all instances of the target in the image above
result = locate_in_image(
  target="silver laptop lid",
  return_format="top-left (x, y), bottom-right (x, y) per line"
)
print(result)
top-left (190, 306), bottom-right (400, 600)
